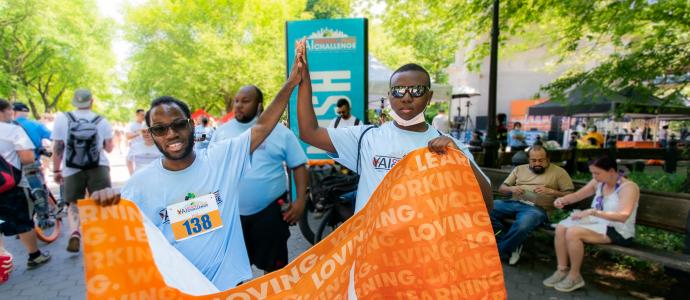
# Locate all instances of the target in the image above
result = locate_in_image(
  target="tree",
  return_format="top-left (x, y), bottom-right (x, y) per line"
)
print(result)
top-left (376, 0), bottom-right (690, 102)
top-left (124, 0), bottom-right (308, 116)
top-left (375, 0), bottom-right (466, 84)
top-left (306, 0), bottom-right (351, 19)
top-left (0, 0), bottom-right (115, 119)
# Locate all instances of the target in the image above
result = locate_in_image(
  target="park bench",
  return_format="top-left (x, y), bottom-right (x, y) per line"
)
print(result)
top-left (481, 167), bottom-right (690, 273)
top-left (476, 145), bottom-right (690, 174)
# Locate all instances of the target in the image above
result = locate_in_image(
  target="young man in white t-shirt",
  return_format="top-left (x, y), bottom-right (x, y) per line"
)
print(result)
top-left (90, 41), bottom-right (308, 291)
top-left (0, 99), bottom-right (51, 269)
top-left (51, 89), bottom-right (114, 253)
top-left (125, 109), bottom-right (146, 174)
top-left (432, 108), bottom-right (450, 134)
top-left (328, 98), bottom-right (360, 128)
top-left (297, 62), bottom-right (493, 213)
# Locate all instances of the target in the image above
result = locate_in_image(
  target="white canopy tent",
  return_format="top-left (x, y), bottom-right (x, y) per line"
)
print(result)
top-left (367, 55), bottom-right (453, 109)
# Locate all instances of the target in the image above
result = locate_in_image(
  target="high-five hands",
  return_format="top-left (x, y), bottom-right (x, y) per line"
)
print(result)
top-left (288, 39), bottom-right (307, 87)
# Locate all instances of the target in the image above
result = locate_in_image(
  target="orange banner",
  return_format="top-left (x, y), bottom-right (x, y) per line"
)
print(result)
top-left (79, 148), bottom-right (506, 299)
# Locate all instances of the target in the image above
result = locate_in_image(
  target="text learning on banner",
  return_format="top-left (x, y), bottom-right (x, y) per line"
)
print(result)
top-left (79, 147), bottom-right (506, 299)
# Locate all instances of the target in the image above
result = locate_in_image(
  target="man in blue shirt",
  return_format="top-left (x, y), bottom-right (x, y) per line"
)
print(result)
top-left (12, 102), bottom-right (51, 161)
top-left (212, 85), bottom-right (308, 274)
top-left (90, 41), bottom-right (308, 290)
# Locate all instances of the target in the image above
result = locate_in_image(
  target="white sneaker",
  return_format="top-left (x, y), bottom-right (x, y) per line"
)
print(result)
top-left (509, 245), bottom-right (522, 265)
top-left (554, 276), bottom-right (585, 292)
top-left (543, 270), bottom-right (568, 287)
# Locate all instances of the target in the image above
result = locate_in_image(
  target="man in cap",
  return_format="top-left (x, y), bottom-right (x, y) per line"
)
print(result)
top-left (51, 89), bottom-right (114, 253)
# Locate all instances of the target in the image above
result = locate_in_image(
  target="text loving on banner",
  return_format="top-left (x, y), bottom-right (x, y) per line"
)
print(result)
top-left (79, 148), bottom-right (506, 299)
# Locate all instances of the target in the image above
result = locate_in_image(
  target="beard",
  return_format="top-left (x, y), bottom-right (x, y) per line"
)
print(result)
top-left (236, 113), bottom-right (256, 123)
top-left (529, 165), bottom-right (546, 174)
top-left (153, 132), bottom-right (195, 161)
top-left (236, 107), bottom-right (258, 124)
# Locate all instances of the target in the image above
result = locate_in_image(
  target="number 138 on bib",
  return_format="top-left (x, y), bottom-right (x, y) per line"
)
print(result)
top-left (167, 194), bottom-right (224, 241)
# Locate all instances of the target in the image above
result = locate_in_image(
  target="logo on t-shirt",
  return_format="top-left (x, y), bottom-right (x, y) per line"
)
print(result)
top-left (372, 155), bottom-right (401, 171)
top-left (158, 190), bottom-right (223, 224)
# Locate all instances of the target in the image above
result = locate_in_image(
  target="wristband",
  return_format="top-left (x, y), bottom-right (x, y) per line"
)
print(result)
top-left (53, 170), bottom-right (61, 173)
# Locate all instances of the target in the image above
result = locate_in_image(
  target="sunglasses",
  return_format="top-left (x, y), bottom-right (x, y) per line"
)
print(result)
top-left (148, 118), bottom-right (192, 137)
top-left (389, 85), bottom-right (430, 98)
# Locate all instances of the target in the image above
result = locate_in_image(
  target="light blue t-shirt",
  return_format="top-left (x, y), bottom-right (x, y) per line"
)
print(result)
top-left (211, 118), bottom-right (307, 215)
top-left (121, 131), bottom-right (252, 291)
top-left (15, 116), bottom-right (51, 160)
top-left (327, 122), bottom-right (483, 212)
top-left (509, 129), bottom-right (526, 147)
top-left (194, 125), bottom-right (215, 150)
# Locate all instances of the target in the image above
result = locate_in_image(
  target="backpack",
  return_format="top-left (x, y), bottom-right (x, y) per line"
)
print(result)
top-left (0, 155), bottom-right (21, 194)
top-left (334, 116), bottom-right (360, 128)
top-left (65, 112), bottom-right (103, 169)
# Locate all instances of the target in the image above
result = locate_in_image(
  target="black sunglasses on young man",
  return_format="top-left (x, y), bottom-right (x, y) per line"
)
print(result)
top-left (148, 118), bottom-right (192, 137)
top-left (389, 85), bottom-right (430, 98)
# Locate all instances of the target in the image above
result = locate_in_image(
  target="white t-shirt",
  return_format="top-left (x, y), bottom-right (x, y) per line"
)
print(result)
top-left (121, 131), bottom-right (253, 291)
top-left (127, 143), bottom-right (162, 172)
top-left (328, 115), bottom-right (359, 128)
top-left (0, 122), bottom-right (34, 187)
top-left (658, 128), bottom-right (667, 140)
top-left (432, 113), bottom-right (450, 134)
top-left (327, 122), bottom-right (482, 212)
top-left (194, 125), bottom-right (215, 150)
top-left (126, 121), bottom-right (145, 147)
top-left (51, 110), bottom-right (113, 177)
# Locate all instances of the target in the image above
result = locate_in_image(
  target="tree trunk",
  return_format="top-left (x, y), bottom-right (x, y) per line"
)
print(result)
top-left (48, 87), bottom-right (65, 113)
top-left (222, 91), bottom-right (233, 114)
top-left (27, 99), bottom-right (40, 119)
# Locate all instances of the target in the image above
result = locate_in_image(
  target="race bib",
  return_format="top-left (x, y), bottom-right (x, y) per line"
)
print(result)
top-left (167, 193), bottom-right (223, 241)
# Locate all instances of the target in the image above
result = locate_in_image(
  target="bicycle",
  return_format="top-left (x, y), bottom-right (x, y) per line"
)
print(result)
top-left (299, 163), bottom-right (356, 245)
top-left (23, 150), bottom-right (63, 243)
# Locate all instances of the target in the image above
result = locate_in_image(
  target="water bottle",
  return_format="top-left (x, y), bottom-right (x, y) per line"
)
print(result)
top-left (277, 199), bottom-right (291, 213)
top-left (0, 255), bottom-right (11, 283)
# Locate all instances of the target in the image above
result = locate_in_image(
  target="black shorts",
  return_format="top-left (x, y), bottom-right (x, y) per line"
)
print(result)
top-left (240, 193), bottom-right (290, 272)
top-left (0, 186), bottom-right (34, 236)
top-left (606, 226), bottom-right (633, 246)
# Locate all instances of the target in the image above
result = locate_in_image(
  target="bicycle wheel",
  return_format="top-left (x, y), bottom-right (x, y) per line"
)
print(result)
top-left (34, 191), bottom-right (62, 243)
top-left (299, 198), bottom-right (319, 245)
top-left (314, 208), bottom-right (338, 243)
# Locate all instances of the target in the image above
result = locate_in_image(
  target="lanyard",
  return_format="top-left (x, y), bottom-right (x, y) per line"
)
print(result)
top-left (594, 176), bottom-right (621, 210)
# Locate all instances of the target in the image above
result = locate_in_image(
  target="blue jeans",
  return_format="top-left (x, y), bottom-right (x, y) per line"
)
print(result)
top-left (490, 200), bottom-right (548, 259)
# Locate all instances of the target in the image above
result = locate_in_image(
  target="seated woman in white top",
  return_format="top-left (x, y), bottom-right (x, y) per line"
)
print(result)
top-left (543, 156), bottom-right (640, 292)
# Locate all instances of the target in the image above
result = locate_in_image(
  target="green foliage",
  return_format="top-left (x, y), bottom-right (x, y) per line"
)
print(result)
top-left (371, 0), bottom-right (690, 103)
top-left (376, 0), bottom-right (463, 84)
top-left (306, 0), bottom-right (351, 19)
top-left (571, 171), bottom-right (687, 193)
top-left (635, 224), bottom-right (685, 252)
top-left (424, 102), bottom-right (449, 124)
top-left (123, 0), bottom-right (309, 116)
top-left (0, 0), bottom-right (115, 119)
top-left (368, 23), bottom-right (415, 72)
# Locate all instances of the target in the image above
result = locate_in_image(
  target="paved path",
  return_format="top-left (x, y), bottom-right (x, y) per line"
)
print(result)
top-left (0, 153), bottom-right (637, 300)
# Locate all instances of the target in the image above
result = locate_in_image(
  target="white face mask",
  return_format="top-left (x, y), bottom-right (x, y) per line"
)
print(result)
top-left (389, 109), bottom-right (426, 127)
